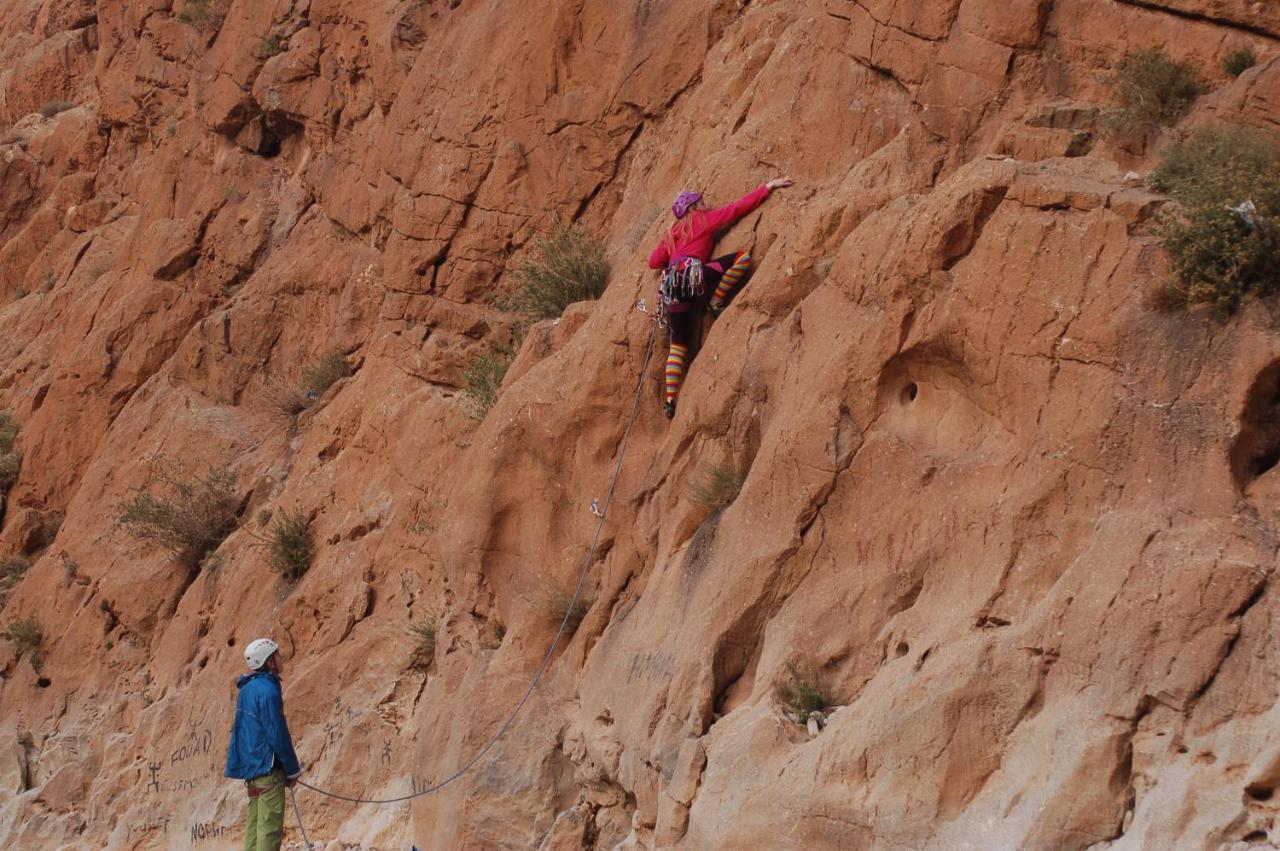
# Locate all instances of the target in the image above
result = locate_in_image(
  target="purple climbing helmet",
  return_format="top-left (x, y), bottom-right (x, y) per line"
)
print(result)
top-left (672, 191), bottom-right (702, 219)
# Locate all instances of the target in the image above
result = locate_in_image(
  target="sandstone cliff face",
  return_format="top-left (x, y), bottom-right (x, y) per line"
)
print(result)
top-left (1, 1), bottom-right (1279, 849)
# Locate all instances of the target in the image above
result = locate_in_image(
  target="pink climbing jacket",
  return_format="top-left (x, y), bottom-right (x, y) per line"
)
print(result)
top-left (647, 185), bottom-right (771, 270)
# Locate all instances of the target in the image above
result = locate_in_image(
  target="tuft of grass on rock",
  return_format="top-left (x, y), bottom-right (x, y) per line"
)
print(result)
top-left (260, 34), bottom-right (287, 57)
top-left (301, 351), bottom-right (352, 398)
top-left (408, 617), bottom-right (436, 670)
top-left (264, 508), bottom-right (314, 582)
top-left (507, 224), bottom-right (610, 322)
top-left (1148, 125), bottom-right (1280, 310)
top-left (1223, 48), bottom-right (1257, 78)
top-left (463, 345), bottom-right (515, 420)
top-left (5, 615), bottom-right (42, 656)
top-left (777, 662), bottom-right (827, 723)
top-left (544, 586), bottom-right (589, 633)
top-left (177, 0), bottom-right (227, 31)
top-left (689, 461), bottom-right (747, 512)
top-left (117, 461), bottom-right (239, 567)
top-left (1105, 47), bottom-right (1201, 133)
top-left (38, 101), bottom-right (75, 119)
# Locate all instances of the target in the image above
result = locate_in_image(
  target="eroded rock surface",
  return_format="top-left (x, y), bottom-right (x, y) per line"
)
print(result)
top-left (1, 1), bottom-right (1279, 849)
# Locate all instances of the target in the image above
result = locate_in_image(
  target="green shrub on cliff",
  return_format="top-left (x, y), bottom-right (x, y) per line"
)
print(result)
top-left (1149, 126), bottom-right (1280, 309)
top-left (117, 461), bottom-right (239, 567)
top-left (1223, 48), bottom-right (1257, 78)
top-left (508, 224), bottom-right (610, 322)
top-left (777, 662), bottom-right (827, 723)
top-left (1105, 48), bottom-right (1201, 133)
top-left (264, 508), bottom-right (314, 581)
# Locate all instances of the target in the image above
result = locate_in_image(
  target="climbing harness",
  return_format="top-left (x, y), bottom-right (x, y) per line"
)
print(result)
top-left (291, 311), bottom-right (662, 816)
top-left (246, 779), bottom-right (282, 799)
top-left (659, 258), bottom-right (705, 308)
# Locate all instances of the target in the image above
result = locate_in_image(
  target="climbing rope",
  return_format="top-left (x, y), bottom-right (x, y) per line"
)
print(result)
top-left (289, 784), bottom-right (315, 851)
top-left (293, 313), bottom-right (661, 811)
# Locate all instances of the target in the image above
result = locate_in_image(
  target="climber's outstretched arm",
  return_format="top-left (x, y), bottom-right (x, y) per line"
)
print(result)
top-left (704, 177), bottom-right (793, 231)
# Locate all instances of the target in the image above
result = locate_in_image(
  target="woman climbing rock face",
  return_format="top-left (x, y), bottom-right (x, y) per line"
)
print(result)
top-left (648, 176), bottom-right (793, 418)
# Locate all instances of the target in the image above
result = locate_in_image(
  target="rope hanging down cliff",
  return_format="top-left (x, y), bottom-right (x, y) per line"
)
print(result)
top-left (294, 309), bottom-right (661, 807)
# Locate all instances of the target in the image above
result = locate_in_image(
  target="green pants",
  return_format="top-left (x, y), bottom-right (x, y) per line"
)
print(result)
top-left (243, 769), bottom-right (285, 851)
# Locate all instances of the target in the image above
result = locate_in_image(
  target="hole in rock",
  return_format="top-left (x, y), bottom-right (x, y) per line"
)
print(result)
top-left (1242, 830), bottom-right (1269, 842)
top-left (901, 382), bottom-right (919, 405)
top-left (1247, 785), bottom-right (1274, 802)
top-left (1230, 361), bottom-right (1280, 492)
top-left (226, 635), bottom-right (236, 647)
top-left (35, 677), bottom-right (51, 688)
top-left (895, 642), bottom-right (910, 657)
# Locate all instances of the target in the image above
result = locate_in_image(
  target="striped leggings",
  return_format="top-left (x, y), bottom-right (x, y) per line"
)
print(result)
top-left (664, 251), bottom-right (753, 409)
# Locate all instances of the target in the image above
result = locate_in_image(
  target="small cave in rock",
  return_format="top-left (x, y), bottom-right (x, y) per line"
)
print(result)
top-left (902, 381), bottom-right (919, 405)
top-left (1242, 830), bottom-right (1269, 843)
top-left (235, 113), bottom-right (303, 159)
top-left (1230, 361), bottom-right (1280, 493)
top-left (895, 641), bottom-right (910, 657)
top-left (35, 677), bottom-right (50, 688)
top-left (1246, 784), bottom-right (1274, 802)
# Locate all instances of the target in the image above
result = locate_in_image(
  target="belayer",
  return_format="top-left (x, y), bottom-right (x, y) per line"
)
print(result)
top-left (648, 177), bottom-right (793, 418)
top-left (225, 638), bottom-right (302, 851)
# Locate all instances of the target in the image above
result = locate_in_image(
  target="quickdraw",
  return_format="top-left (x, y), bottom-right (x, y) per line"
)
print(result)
top-left (659, 258), bottom-right (705, 308)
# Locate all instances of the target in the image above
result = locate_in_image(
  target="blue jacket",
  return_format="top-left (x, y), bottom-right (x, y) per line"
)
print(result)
top-left (224, 672), bottom-right (301, 780)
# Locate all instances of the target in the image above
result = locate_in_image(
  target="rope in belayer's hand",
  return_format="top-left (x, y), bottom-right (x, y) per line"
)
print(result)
top-left (292, 313), bottom-right (661, 817)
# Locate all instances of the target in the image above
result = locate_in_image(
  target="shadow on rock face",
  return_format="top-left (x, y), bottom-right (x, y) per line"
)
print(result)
top-left (1230, 359), bottom-right (1280, 496)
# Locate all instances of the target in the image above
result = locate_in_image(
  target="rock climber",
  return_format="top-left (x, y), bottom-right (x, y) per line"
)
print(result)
top-left (648, 176), bottom-right (793, 418)
top-left (225, 638), bottom-right (302, 851)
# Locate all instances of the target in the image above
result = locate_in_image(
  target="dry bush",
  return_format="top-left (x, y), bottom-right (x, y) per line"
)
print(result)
top-left (0, 412), bottom-right (20, 491)
top-left (408, 617), bottom-right (436, 670)
top-left (0, 554), bottom-right (30, 607)
top-left (1149, 125), bottom-right (1280, 309)
top-left (507, 224), bottom-right (610, 322)
top-left (5, 615), bottom-right (42, 656)
top-left (1105, 48), bottom-right (1201, 133)
top-left (262, 378), bottom-right (310, 420)
top-left (301, 351), bottom-right (352, 398)
top-left (117, 461), bottom-right (239, 566)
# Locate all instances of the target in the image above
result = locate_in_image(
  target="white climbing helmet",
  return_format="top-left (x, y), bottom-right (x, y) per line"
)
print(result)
top-left (244, 638), bottom-right (279, 671)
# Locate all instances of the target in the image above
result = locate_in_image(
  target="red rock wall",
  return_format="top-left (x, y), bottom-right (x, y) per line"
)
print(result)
top-left (0, 0), bottom-right (1278, 849)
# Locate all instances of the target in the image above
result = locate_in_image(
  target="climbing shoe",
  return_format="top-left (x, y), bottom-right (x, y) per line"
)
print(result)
top-left (664, 401), bottom-right (676, 419)
top-left (708, 300), bottom-right (725, 318)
